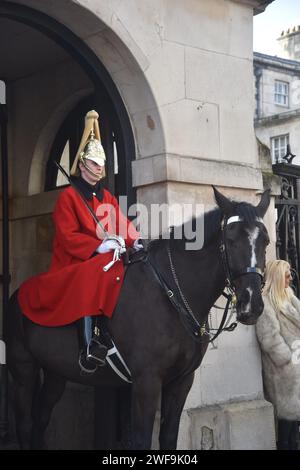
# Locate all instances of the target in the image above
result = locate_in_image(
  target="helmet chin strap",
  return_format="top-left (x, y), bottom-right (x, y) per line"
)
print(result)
top-left (80, 157), bottom-right (102, 180)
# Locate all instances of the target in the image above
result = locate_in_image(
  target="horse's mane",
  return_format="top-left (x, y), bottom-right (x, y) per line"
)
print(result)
top-left (148, 200), bottom-right (260, 251)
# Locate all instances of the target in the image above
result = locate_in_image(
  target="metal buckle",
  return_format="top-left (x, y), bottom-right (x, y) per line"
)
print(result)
top-left (200, 325), bottom-right (206, 336)
top-left (167, 290), bottom-right (174, 298)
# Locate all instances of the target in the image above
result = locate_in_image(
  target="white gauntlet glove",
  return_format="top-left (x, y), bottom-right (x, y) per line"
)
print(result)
top-left (96, 235), bottom-right (126, 272)
top-left (96, 239), bottom-right (126, 254)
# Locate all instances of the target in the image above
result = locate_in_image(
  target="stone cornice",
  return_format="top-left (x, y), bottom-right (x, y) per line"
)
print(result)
top-left (132, 154), bottom-right (263, 190)
top-left (230, 0), bottom-right (275, 15)
top-left (9, 156), bottom-right (264, 221)
top-left (255, 109), bottom-right (300, 127)
top-left (254, 52), bottom-right (300, 74)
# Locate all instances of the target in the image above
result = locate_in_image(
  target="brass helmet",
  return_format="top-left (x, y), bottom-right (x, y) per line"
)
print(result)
top-left (70, 110), bottom-right (106, 178)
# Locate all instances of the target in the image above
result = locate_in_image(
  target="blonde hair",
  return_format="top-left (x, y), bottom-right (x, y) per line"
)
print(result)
top-left (263, 260), bottom-right (293, 312)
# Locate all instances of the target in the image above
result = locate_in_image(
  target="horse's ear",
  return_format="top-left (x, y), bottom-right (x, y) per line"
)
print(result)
top-left (212, 186), bottom-right (233, 215)
top-left (256, 189), bottom-right (271, 218)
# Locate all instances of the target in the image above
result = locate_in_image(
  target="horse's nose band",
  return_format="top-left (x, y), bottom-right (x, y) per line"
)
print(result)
top-left (232, 267), bottom-right (264, 281)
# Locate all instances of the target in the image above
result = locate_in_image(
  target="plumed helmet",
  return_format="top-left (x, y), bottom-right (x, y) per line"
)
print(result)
top-left (70, 110), bottom-right (106, 177)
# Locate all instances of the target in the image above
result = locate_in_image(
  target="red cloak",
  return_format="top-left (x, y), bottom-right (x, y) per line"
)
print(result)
top-left (18, 187), bottom-right (139, 326)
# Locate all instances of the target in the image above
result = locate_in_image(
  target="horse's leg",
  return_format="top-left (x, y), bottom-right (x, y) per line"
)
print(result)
top-left (131, 374), bottom-right (161, 450)
top-left (31, 370), bottom-right (66, 449)
top-left (9, 357), bottom-right (39, 450)
top-left (159, 372), bottom-right (194, 450)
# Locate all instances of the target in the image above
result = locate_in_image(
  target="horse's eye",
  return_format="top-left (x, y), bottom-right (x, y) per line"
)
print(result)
top-left (227, 224), bottom-right (237, 234)
top-left (226, 224), bottom-right (238, 240)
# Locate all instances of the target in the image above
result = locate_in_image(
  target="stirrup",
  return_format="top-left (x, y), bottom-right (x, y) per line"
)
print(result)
top-left (78, 351), bottom-right (98, 374)
top-left (86, 339), bottom-right (107, 367)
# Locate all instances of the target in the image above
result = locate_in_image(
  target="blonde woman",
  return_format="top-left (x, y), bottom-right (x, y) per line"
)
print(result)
top-left (256, 260), bottom-right (300, 450)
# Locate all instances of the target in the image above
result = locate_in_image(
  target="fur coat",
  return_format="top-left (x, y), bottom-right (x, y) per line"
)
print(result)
top-left (256, 293), bottom-right (300, 420)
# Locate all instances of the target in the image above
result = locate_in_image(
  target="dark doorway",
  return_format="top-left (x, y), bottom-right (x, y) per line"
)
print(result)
top-left (0, 0), bottom-right (136, 206)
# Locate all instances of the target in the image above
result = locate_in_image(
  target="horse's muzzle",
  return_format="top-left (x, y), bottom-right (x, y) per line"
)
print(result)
top-left (235, 275), bottom-right (264, 325)
top-left (236, 300), bottom-right (264, 325)
top-left (236, 314), bottom-right (259, 326)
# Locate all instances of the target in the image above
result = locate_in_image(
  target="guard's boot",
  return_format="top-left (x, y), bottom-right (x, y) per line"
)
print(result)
top-left (288, 421), bottom-right (300, 450)
top-left (277, 419), bottom-right (293, 450)
top-left (78, 316), bottom-right (108, 374)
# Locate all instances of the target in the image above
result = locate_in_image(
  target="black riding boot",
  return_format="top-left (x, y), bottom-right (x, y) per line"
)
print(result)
top-left (78, 316), bottom-right (108, 373)
top-left (277, 419), bottom-right (293, 450)
top-left (288, 421), bottom-right (300, 450)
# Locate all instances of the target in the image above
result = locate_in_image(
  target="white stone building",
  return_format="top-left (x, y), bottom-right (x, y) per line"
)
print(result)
top-left (0, 0), bottom-right (276, 450)
top-left (254, 27), bottom-right (300, 165)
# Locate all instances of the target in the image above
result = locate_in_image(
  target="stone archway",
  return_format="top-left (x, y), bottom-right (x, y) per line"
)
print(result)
top-left (28, 90), bottom-right (91, 195)
top-left (1, 0), bottom-right (166, 198)
top-left (0, 0), bottom-right (165, 450)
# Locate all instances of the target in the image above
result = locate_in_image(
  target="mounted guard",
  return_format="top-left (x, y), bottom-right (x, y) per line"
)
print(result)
top-left (9, 183), bottom-right (271, 450)
top-left (18, 110), bottom-right (142, 373)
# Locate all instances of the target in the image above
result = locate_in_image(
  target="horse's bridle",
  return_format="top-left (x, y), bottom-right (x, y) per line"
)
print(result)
top-left (219, 215), bottom-right (265, 297)
top-left (146, 215), bottom-right (266, 343)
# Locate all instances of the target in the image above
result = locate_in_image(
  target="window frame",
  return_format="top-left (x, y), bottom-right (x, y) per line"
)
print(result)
top-left (271, 134), bottom-right (289, 163)
top-left (274, 80), bottom-right (289, 107)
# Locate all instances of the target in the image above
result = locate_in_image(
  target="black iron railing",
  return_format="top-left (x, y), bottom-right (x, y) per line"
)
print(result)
top-left (273, 147), bottom-right (300, 296)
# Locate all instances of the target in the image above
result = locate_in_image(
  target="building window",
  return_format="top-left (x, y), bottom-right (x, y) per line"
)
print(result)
top-left (274, 80), bottom-right (289, 106)
top-left (271, 134), bottom-right (289, 163)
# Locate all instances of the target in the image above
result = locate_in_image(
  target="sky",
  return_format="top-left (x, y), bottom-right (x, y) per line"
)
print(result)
top-left (253, 0), bottom-right (300, 56)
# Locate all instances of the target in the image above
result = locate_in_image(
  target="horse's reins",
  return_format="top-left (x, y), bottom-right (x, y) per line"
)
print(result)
top-left (167, 241), bottom-right (237, 343)
top-left (147, 244), bottom-right (236, 344)
top-left (147, 215), bottom-right (266, 343)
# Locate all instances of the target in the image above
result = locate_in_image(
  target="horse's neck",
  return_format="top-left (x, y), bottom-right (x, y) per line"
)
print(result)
top-left (170, 240), bottom-right (225, 322)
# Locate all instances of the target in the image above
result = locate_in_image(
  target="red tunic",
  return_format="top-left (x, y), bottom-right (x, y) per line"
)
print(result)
top-left (18, 186), bottom-right (139, 326)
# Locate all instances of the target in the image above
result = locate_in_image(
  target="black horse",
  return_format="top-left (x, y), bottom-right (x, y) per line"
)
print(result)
top-left (6, 188), bottom-right (270, 450)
